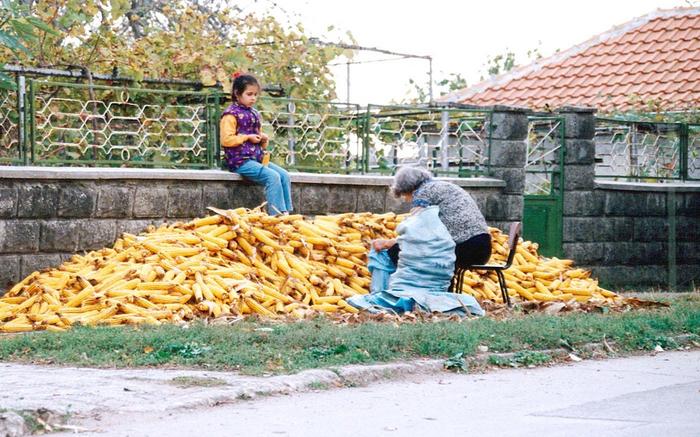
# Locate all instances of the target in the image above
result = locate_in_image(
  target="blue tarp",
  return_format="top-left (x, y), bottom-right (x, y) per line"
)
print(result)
top-left (348, 206), bottom-right (484, 317)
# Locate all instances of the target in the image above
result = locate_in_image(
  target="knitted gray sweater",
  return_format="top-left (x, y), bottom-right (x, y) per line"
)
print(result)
top-left (412, 180), bottom-right (489, 243)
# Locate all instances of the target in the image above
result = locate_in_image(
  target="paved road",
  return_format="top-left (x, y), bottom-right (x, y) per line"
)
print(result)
top-left (50, 350), bottom-right (700, 437)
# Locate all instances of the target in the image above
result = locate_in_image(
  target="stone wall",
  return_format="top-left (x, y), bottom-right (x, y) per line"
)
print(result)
top-left (563, 181), bottom-right (700, 288)
top-left (560, 107), bottom-right (700, 288)
top-left (0, 167), bottom-right (509, 292)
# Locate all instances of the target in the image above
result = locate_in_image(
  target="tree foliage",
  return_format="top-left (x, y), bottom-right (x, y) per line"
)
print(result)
top-left (0, 0), bottom-right (59, 89)
top-left (403, 72), bottom-right (468, 103)
top-left (480, 45), bottom-right (543, 80)
top-left (1, 0), bottom-right (344, 99)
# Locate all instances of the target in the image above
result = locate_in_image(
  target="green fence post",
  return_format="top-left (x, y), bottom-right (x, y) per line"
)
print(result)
top-left (362, 105), bottom-right (371, 174)
top-left (16, 75), bottom-right (26, 165)
top-left (213, 92), bottom-right (222, 169)
top-left (28, 79), bottom-right (35, 165)
top-left (667, 188), bottom-right (677, 292)
top-left (679, 123), bottom-right (689, 181)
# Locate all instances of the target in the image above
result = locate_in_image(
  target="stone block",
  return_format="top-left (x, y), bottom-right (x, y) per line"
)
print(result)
top-left (633, 217), bottom-right (669, 242)
top-left (291, 185), bottom-right (303, 213)
top-left (17, 184), bottom-right (59, 218)
top-left (602, 242), bottom-right (635, 265)
top-left (327, 186), bottom-right (357, 213)
top-left (604, 242), bottom-right (667, 266)
top-left (680, 192), bottom-right (700, 215)
top-left (39, 220), bottom-right (80, 252)
top-left (0, 255), bottom-right (20, 293)
top-left (564, 139), bottom-right (595, 165)
top-left (470, 190), bottom-right (498, 214)
top-left (600, 191), bottom-right (666, 217)
top-left (602, 191), bottom-right (641, 218)
top-left (563, 165), bottom-right (595, 191)
top-left (229, 183), bottom-right (265, 210)
top-left (644, 192), bottom-right (667, 216)
top-left (559, 110), bottom-right (595, 140)
top-left (563, 217), bottom-right (596, 243)
top-left (0, 183), bottom-right (17, 218)
top-left (300, 185), bottom-right (331, 215)
top-left (562, 242), bottom-right (605, 264)
top-left (1, 221), bottom-right (39, 253)
top-left (609, 217), bottom-right (635, 241)
top-left (201, 184), bottom-right (229, 212)
top-left (677, 243), bottom-right (700, 263)
top-left (58, 184), bottom-right (97, 218)
top-left (384, 191), bottom-right (411, 214)
top-left (96, 184), bottom-right (134, 218)
top-left (488, 111), bottom-right (529, 140)
top-left (134, 186), bottom-right (168, 218)
top-left (489, 140), bottom-right (527, 168)
top-left (488, 168), bottom-right (525, 194)
top-left (20, 254), bottom-right (62, 277)
top-left (563, 190), bottom-right (604, 216)
top-left (116, 219), bottom-right (161, 237)
top-left (590, 265), bottom-right (667, 287)
top-left (79, 220), bottom-right (117, 250)
top-left (484, 194), bottom-right (523, 221)
top-left (327, 186), bottom-right (358, 213)
top-left (676, 215), bottom-right (700, 242)
top-left (564, 217), bottom-right (634, 243)
top-left (678, 264), bottom-right (700, 288)
top-left (59, 253), bottom-right (74, 263)
top-left (167, 186), bottom-right (203, 218)
top-left (487, 221), bottom-right (511, 233)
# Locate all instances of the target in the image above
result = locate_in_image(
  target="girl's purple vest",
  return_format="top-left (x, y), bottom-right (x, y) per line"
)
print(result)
top-left (221, 103), bottom-right (263, 171)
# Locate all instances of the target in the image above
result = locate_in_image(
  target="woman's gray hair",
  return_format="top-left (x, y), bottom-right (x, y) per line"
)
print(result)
top-left (390, 166), bottom-right (433, 197)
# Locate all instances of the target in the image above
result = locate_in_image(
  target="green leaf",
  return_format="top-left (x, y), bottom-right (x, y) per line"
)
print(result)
top-left (0, 30), bottom-right (30, 54)
top-left (26, 17), bottom-right (60, 35)
top-left (10, 19), bottom-right (38, 41)
top-left (0, 70), bottom-right (17, 90)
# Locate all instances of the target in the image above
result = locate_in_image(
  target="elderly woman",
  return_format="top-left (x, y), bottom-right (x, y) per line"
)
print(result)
top-left (374, 166), bottom-right (492, 269)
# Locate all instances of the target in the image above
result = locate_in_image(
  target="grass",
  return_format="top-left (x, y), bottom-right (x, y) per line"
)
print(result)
top-left (169, 376), bottom-right (228, 388)
top-left (0, 294), bottom-right (698, 375)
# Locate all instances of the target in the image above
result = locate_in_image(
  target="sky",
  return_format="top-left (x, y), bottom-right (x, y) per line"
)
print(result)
top-left (267, 0), bottom-right (690, 104)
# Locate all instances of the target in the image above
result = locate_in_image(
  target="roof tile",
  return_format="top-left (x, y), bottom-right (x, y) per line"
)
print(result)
top-left (454, 10), bottom-right (700, 111)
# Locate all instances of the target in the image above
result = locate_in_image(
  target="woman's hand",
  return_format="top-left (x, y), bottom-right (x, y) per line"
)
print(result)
top-left (247, 134), bottom-right (262, 144)
top-left (260, 133), bottom-right (269, 148)
top-left (372, 239), bottom-right (397, 251)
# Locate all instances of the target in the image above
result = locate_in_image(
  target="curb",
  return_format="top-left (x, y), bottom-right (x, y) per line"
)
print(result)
top-left (203, 333), bottom-right (699, 406)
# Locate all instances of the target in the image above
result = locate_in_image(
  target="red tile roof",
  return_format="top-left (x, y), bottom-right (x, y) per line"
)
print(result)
top-left (440, 8), bottom-right (700, 111)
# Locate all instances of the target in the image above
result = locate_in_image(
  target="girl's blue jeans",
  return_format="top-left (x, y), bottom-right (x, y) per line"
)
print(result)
top-left (235, 160), bottom-right (293, 215)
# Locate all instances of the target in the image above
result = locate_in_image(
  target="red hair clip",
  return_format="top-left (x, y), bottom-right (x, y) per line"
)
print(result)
top-left (231, 71), bottom-right (243, 79)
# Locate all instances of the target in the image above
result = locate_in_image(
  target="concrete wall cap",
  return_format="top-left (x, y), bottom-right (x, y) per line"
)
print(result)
top-left (0, 166), bottom-right (506, 188)
top-left (557, 105), bottom-right (597, 113)
top-left (489, 105), bottom-right (531, 113)
top-left (595, 179), bottom-right (700, 193)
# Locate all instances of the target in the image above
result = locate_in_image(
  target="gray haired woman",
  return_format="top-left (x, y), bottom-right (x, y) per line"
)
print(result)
top-left (373, 166), bottom-right (492, 269)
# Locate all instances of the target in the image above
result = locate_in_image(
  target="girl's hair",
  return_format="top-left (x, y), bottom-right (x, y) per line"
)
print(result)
top-left (390, 166), bottom-right (433, 197)
top-left (231, 73), bottom-right (260, 102)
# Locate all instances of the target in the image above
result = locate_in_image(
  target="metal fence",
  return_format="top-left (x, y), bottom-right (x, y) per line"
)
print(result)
top-left (525, 117), bottom-right (564, 195)
top-left (257, 98), bottom-right (363, 174)
top-left (0, 88), bottom-right (21, 164)
top-left (594, 118), bottom-right (698, 181)
top-left (28, 81), bottom-right (216, 168)
top-left (689, 124), bottom-right (700, 180)
top-left (0, 75), bottom-right (493, 176)
top-left (363, 105), bottom-right (491, 176)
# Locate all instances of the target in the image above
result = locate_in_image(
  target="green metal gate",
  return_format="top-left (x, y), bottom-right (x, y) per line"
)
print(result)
top-left (523, 117), bottom-right (565, 257)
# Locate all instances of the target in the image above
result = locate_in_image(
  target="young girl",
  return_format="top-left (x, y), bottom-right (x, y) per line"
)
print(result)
top-left (220, 73), bottom-right (293, 215)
